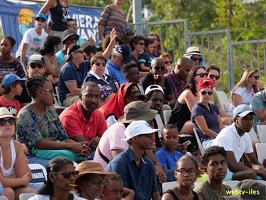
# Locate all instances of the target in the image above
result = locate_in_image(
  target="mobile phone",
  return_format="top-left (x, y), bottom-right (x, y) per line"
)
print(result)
top-left (182, 140), bottom-right (191, 146)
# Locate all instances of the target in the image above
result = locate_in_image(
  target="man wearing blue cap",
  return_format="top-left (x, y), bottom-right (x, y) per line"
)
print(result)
top-left (106, 44), bottom-right (130, 84)
top-left (213, 104), bottom-right (266, 181)
top-left (16, 13), bottom-right (48, 67)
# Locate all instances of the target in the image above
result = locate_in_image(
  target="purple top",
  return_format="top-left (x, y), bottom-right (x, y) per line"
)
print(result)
top-left (164, 71), bottom-right (187, 99)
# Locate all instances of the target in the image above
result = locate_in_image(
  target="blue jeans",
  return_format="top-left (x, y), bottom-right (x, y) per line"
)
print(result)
top-left (27, 155), bottom-right (50, 168)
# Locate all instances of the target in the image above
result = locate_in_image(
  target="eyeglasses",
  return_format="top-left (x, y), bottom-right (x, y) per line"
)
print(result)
top-left (208, 74), bottom-right (220, 80)
top-left (117, 56), bottom-right (124, 63)
top-left (36, 18), bottom-right (45, 23)
top-left (164, 61), bottom-right (173, 65)
top-left (0, 118), bottom-right (15, 126)
top-left (94, 62), bottom-right (106, 67)
top-left (75, 50), bottom-right (84, 54)
top-left (29, 63), bottom-right (44, 69)
top-left (200, 91), bottom-right (213, 95)
top-left (195, 73), bottom-right (207, 77)
top-left (68, 37), bottom-right (78, 42)
top-left (137, 42), bottom-right (145, 46)
top-left (191, 57), bottom-right (203, 62)
top-left (128, 72), bottom-right (140, 77)
top-left (42, 88), bottom-right (54, 94)
top-left (250, 76), bottom-right (260, 80)
top-left (53, 171), bottom-right (79, 179)
top-left (176, 169), bottom-right (196, 175)
top-left (154, 66), bottom-right (165, 71)
top-left (89, 178), bottom-right (108, 186)
top-left (68, 23), bottom-right (77, 27)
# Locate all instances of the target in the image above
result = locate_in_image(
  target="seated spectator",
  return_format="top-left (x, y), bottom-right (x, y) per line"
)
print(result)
top-left (60, 82), bottom-right (107, 153)
top-left (67, 18), bottom-right (86, 45)
top-left (16, 14), bottom-right (48, 66)
top-left (15, 55), bottom-right (46, 108)
top-left (148, 32), bottom-right (162, 57)
top-left (138, 38), bottom-right (155, 73)
top-left (191, 78), bottom-right (224, 150)
top-left (140, 57), bottom-right (176, 108)
top-left (82, 43), bottom-right (101, 61)
top-left (164, 57), bottom-right (192, 99)
top-left (129, 35), bottom-right (145, 73)
top-left (58, 44), bottom-right (90, 107)
top-left (29, 156), bottom-right (85, 200)
top-left (56, 29), bottom-right (79, 68)
top-left (156, 124), bottom-right (182, 182)
top-left (39, 35), bottom-right (61, 84)
top-left (228, 68), bottom-right (262, 114)
top-left (161, 155), bottom-right (200, 200)
top-left (106, 45), bottom-right (130, 85)
top-left (107, 120), bottom-right (161, 200)
top-left (160, 52), bottom-right (173, 74)
top-left (94, 101), bottom-right (157, 169)
top-left (0, 74), bottom-right (25, 116)
top-left (75, 161), bottom-right (115, 200)
top-left (102, 174), bottom-right (135, 200)
top-left (250, 82), bottom-right (266, 125)
top-left (206, 65), bottom-right (233, 125)
top-left (0, 107), bottom-right (35, 200)
top-left (194, 146), bottom-right (231, 199)
top-left (99, 82), bottom-right (144, 127)
top-left (124, 25), bottom-right (135, 46)
top-left (213, 104), bottom-right (266, 181)
top-left (17, 76), bottom-right (89, 167)
top-left (183, 46), bottom-right (206, 67)
top-left (169, 66), bottom-right (207, 136)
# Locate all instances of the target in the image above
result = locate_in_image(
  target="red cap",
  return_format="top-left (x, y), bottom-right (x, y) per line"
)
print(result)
top-left (198, 78), bottom-right (214, 90)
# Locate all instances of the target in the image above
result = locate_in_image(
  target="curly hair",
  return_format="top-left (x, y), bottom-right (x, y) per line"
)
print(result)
top-left (26, 76), bottom-right (48, 98)
top-left (201, 146), bottom-right (227, 166)
top-left (39, 35), bottom-right (61, 55)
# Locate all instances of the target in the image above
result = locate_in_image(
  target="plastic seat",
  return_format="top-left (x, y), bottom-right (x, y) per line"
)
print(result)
top-left (256, 125), bottom-right (266, 142)
top-left (163, 110), bottom-right (172, 125)
top-left (193, 128), bottom-right (204, 155)
top-left (19, 193), bottom-right (35, 200)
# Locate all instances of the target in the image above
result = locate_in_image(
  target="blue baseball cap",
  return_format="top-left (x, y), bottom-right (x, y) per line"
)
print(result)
top-left (116, 44), bottom-right (130, 63)
top-left (233, 104), bottom-right (255, 119)
top-left (2, 74), bottom-right (26, 89)
top-left (35, 13), bottom-right (47, 22)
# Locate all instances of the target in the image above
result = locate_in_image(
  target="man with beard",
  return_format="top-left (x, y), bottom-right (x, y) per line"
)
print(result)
top-left (60, 81), bottom-right (107, 154)
top-left (213, 104), bottom-right (266, 181)
top-left (194, 146), bottom-right (231, 199)
top-left (140, 57), bottom-right (175, 108)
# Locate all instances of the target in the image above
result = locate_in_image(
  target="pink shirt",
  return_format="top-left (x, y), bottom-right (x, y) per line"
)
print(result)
top-left (0, 96), bottom-right (20, 116)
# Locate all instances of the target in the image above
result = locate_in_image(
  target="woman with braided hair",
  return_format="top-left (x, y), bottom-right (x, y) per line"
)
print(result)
top-left (16, 76), bottom-right (90, 168)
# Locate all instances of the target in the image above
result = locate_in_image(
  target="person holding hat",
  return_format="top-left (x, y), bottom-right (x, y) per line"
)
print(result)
top-left (99, 82), bottom-right (145, 127)
top-left (16, 54), bottom-right (46, 107)
top-left (56, 29), bottom-right (79, 68)
top-left (0, 74), bottom-right (25, 116)
top-left (58, 43), bottom-right (90, 107)
top-left (106, 120), bottom-right (161, 200)
top-left (213, 104), bottom-right (266, 181)
top-left (0, 107), bottom-right (35, 200)
top-left (16, 13), bottom-right (48, 67)
top-left (191, 77), bottom-right (224, 150)
top-left (184, 46), bottom-right (206, 67)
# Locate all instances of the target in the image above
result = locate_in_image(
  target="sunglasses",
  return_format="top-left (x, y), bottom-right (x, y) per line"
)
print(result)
top-left (250, 76), bottom-right (260, 80)
top-left (137, 42), bottom-right (145, 46)
top-left (68, 37), bottom-right (78, 42)
top-left (68, 23), bottom-right (77, 27)
top-left (164, 61), bottom-right (173, 65)
top-left (89, 178), bottom-right (108, 186)
top-left (208, 74), bottom-right (220, 80)
top-left (95, 62), bottom-right (106, 67)
top-left (195, 73), bottom-right (207, 78)
top-left (36, 18), bottom-right (45, 23)
top-left (200, 91), bottom-right (213, 95)
top-left (30, 63), bottom-right (44, 69)
top-left (75, 50), bottom-right (84, 54)
top-left (154, 66), bottom-right (165, 71)
top-left (53, 171), bottom-right (79, 179)
top-left (0, 118), bottom-right (15, 126)
top-left (192, 57), bottom-right (203, 62)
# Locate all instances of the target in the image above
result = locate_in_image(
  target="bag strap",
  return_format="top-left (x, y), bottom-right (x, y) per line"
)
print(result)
top-left (97, 146), bottom-right (110, 164)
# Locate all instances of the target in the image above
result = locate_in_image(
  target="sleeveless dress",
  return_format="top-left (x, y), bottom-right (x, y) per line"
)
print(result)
top-left (164, 189), bottom-right (199, 200)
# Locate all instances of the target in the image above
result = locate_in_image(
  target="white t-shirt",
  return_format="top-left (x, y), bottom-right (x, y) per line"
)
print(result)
top-left (28, 193), bottom-right (86, 200)
top-left (93, 122), bottom-right (128, 170)
top-left (212, 123), bottom-right (253, 163)
top-left (16, 28), bottom-right (48, 58)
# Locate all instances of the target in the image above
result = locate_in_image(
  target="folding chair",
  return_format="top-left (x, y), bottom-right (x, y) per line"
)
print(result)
top-left (255, 143), bottom-right (266, 163)
top-left (19, 193), bottom-right (35, 200)
top-left (162, 181), bottom-right (176, 193)
top-left (248, 127), bottom-right (259, 141)
top-left (163, 110), bottom-right (172, 125)
top-left (193, 128), bottom-right (204, 155)
top-left (216, 91), bottom-right (230, 112)
top-left (54, 87), bottom-right (67, 110)
top-left (256, 125), bottom-right (266, 143)
top-left (28, 163), bottom-right (47, 184)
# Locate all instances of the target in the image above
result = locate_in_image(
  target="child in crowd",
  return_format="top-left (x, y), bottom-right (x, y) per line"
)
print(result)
top-left (138, 38), bottom-right (155, 73)
top-left (156, 124), bottom-right (183, 181)
top-left (0, 74), bottom-right (25, 116)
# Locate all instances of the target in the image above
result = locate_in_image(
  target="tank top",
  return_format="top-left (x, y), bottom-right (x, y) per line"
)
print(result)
top-left (49, 0), bottom-right (69, 31)
top-left (164, 189), bottom-right (199, 200)
top-left (0, 139), bottom-right (16, 177)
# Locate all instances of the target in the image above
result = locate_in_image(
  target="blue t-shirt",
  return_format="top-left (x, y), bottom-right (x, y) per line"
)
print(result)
top-left (191, 103), bottom-right (220, 142)
top-left (138, 53), bottom-right (155, 68)
top-left (106, 147), bottom-right (158, 200)
top-left (55, 50), bottom-right (65, 68)
top-left (156, 148), bottom-right (182, 169)
top-left (106, 59), bottom-right (126, 84)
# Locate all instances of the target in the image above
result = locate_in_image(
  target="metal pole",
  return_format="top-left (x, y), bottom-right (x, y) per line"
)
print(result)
top-left (132, 0), bottom-right (143, 35)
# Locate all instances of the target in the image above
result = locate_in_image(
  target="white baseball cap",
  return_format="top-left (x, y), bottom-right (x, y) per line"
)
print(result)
top-left (124, 120), bottom-right (159, 140)
top-left (144, 84), bottom-right (164, 95)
